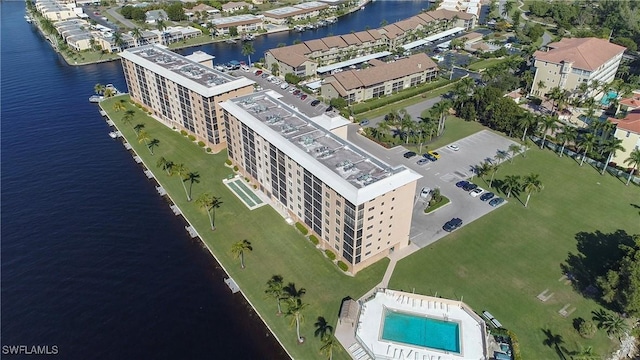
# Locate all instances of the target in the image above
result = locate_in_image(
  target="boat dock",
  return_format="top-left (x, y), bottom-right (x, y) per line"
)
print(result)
top-left (185, 225), bottom-right (198, 238)
top-left (123, 142), bottom-right (132, 150)
top-left (170, 204), bottom-right (182, 215)
top-left (156, 186), bottom-right (167, 196)
top-left (143, 169), bottom-right (154, 179)
top-left (100, 110), bottom-right (108, 117)
top-left (224, 277), bottom-right (241, 294)
top-left (133, 155), bottom-right (142, 163)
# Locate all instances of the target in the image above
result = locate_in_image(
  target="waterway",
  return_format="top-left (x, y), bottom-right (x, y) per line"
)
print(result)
top-left (1, 1), bottom-right (427, 358)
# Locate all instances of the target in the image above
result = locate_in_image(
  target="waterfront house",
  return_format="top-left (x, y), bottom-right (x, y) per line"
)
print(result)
top-left (221, 1), bottom-right (252, 14)
top-left (145, 9), bottom-right (168, 24)
top-left (208, 14), bottom-right (263, 36)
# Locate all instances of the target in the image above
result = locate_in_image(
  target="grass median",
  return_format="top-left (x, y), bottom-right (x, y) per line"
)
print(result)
top-left (390, 144), bottom-right (639, 359)
top-left (101, 95), bottom-right (388, 360)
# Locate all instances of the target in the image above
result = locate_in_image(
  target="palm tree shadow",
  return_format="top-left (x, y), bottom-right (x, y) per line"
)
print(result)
top-left (542, 328), bottom-right (567, 360)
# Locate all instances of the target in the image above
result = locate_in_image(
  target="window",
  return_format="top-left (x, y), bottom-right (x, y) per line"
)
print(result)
top-left (367, 216), bottom-right (374, 220)
top-left (368, 207), bottom-right (374, 211)
top-left (392, 80), bottom-right (403, 93)
top-left (372, 85), bottom-right (385, 98)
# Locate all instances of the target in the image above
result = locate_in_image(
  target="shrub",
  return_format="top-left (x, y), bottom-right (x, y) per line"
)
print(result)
top-left (225, 159), bottom-right (232, 165)
top-left (206, 147), bottom-right (212, 153)
top-left (245, 177), bottom-right (249, 182)
top-left (188, 135), bottom-right (196, 141)
top-left (135, 103), bottom-right (142, 108)
top-left (324, 249), bottom-right (336, 260)
top-left (180, 130), bottom-right (188, 136)
top-left (337, 261), bottom-right (348, 272)
top-left (295, 222), bottom-right (308, 235)
top-left (578, 320), bottom-right (597, 338)
top-left (141, 107), bottom-right (148, 112)
top-left (233, 165), bottom-right (239, 171)
top-left (253, 184), bottom-right (257, 189)
top-left (197, 141), bottom-right (205, 147)
top-left (506, 330), bottom-right (522, 360)
top-left (309, 235), bottom-right (319, 245)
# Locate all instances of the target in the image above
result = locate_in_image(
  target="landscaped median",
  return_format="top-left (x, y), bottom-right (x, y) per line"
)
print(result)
top-left (100, 95), bottom-right (388, 360)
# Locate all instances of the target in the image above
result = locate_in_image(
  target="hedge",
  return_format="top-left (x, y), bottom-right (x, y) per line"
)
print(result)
top-left (350, 78), bottom-right (454, 114)
top-left (309, 235), bottom-right (319, 245)
top-left (206, 148), bottom-right (212, 153)
top-left (337, 261), bottom-right (348, 272)
top-left (233, 165), bottom-right (239, 171)
top-left (180, 130), bottom-right (188, 136)
top-left (188, 135), bottom-right (196, 141)
top-left (225, 159), bottom-right (233, 165)
top-left (324, 249), bottom-right (336, 260)
top-left (197, 141), bottom-right (205, 147)
top-left (295, 222), bottom-right (308, 235)
top-left (506, 330), bottom-right (522, 360)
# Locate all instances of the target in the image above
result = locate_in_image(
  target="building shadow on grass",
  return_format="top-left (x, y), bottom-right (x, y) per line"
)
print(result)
top-left (561, 229), bottom-right (635, 299)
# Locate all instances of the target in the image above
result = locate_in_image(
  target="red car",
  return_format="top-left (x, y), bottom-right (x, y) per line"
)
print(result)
top-left (300, 94), bottom-right (307, 100)
top-left (254, 70), bottom-right (262, 76)
top-left (293, 89), bottom-right (300, 95)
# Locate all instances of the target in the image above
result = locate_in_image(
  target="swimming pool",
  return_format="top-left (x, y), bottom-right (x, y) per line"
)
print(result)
top-left (381, 310), bottom-right (460, 353)
top-left (601, 91), bottom-right (618, 106)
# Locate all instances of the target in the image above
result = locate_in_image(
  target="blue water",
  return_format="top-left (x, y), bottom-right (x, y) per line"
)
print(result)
top-left (1, 1), bottom-right (425, 358)
top-left (382, 311), bottom-right (460, 353)
top-left (600, 90), bottom-right (618, 106)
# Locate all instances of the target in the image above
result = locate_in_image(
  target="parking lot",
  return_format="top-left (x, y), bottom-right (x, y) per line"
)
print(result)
top-left (347, 128), bottom-right (521, 248)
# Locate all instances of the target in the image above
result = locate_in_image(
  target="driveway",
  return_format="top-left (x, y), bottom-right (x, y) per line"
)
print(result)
top-left (346, 128), bottom-right (522, 248)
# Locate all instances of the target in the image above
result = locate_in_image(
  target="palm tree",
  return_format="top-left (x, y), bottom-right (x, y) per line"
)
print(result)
top-left (518, 112), bottom-right (539, 142)
top-left (431, 100), bottom-right (451, 136)
top-left (171, 163), bottom-right (190, 200)
top-left (137, 130), bottom-right (150, 148)
top-left (133, 123), bottom-right (144, 135)
top-left (503, 175), bottom-right (521, 198)
top-left (578, 133), bottom-right (597, 166)
top-left (624, 149), bottom-right (640, 185)
top-left (476, 161), bottom-right (492, 184)
top-left (271, 62), bottom-right (279, 76)
top-left (539, 115), bottom-right (558, 149)
top-left (314, 316), bottom-right (334, 341)
top-left (241, 42), bottom-right (255, 67)
top-left (592, 309), bottom-right (628, 339)
top-left (537, 80), bottom-right (546, 95)
top-left (508, 144), bottom-right (521, 163)
top-left (94, 83), bottom-right (105, 95)
top-left (488, 161), bottom-right (500, 187)
top-left (103, 87), bottom-right (116, 98)
top-left (113, 100), bottom-right (126, 112)
top-left (122, 110), bottom-right (135, 129)
top-left (206, 22), bottom-right (217, 38)
top-left (156, 157), bottom-right (174, 175)
top-left (495, 150), bottom-right (509, 165)
top-left (600, 138), bottom-right (625, 175)
top-left (184, 171), bottom-right (200, 201)
top-left (156, 19), bottom-right (166, 32)
top-left (147, 138), bottom-right (160, 155)
top-left (131, 27), bottom-right (144, 46)
top-left (265, 275), bottom-right (285, 315)
top-left (522, 173), bottom-right (543, 207)
top-left (502, 0), bottom-right (514, 17)
top-left (286, 298), bottom-right (308, 343)
top-left (112, 32), bottom-right (125, 51)
top-left (452, 77), bottom-right (474, 109)
top-left (557, 126), bottom-right (577, 157)
top-left (231, 239), bottom-right (252, 269)
top-left (196, 192), bottom-right (222, 230)
top-left (319, 335), bottom-right (338, 360)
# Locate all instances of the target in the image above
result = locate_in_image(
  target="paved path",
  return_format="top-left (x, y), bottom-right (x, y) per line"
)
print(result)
top-left (367, 96), bottom-right (443, 127)
top-left (106, 6), bottom-right (136, 29)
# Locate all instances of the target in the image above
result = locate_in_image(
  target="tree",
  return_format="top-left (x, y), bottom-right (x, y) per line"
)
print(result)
top-left (286, 298), bottom-right (308, 343)
top-left (600, 138), bottom-right (625, 175)
top-left (122, 110), bottom-right (135, 129)
top-left (623, 149), bottom-right (640, 186)
top-left (242, 42), bottom-right (255, 67)
top-left (133, 123), bottom-right (145, 135)
top-left (231, 239), bottom-right (252, 269)
top-left (156, 156), bottom-right (174, 175)
top-left (475, 161), bottom-right (492, 183)
top-left (113, 100), bottom-right (126, 112)
top-left (137, 129), bottom-right (150, 149)
top-left (503, 175), bottom-right (520, 198)
top-left (166, 2), bottom-right (186, 21)
top-left (539, 115), bottom-right (559, 149)
top-left (131, 27), bottom-right (143, 46)
top-left (508, 144), bottom-right (521, 163)
top-left (156, 19), bottom-right (166, 32)
top-left (522, 173), bottom-right (543, 208)
top-left (147, 138), bottom-right (160, 155)
top-left (196, 192), bottom-right (222, 230)
top-left (271, 62), bottom-right (279, 76)
top-left (557, 126), bottom-right (577, 157)
top-left (313, 316), bottom-right (334, 341)
top-left (319, 335), bottom-right (338, 360)
top-left (578, 133), bottom-right (597, 166)
top-left (503, 0), bottom-right (514, 17)
top-left (431, 100), bottom-right (451, 136)
top-left (229, 26), bottom-right (238, 37)
top-left (184, 171), bottom-right (200, 201)
top-left (112, 32), bottom-right (125, 51)
top-left (171, 163), bottom-right (190, 200)
top-left (94, 83), bottom-right (105, 95)
top-left (591, 309), bottom-right (629, 339)
top-left (596, 235), bottom-right (640, 316)
top-left (265, 275), bottom-right (285, 315)
top-left (518, 112), bottom-right (540, 142)
top-left (206, 22), bottom-right (217, 38)
top-left (283, 282), bottom-right (306, 300)
top-left (103, 87), bottom-right (116, 98)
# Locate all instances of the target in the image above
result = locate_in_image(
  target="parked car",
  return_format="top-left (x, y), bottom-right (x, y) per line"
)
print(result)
top-left (311, 99), bottom-right (321, 106)
top-left (462, 182), bottom-right (477, 191)
top-left (360, 119), bottom-right (369, 126)
top-left (293, 89), bottom-right (301, 95)
top-left (254, 70), bottom-right (263, 76)
top-left (469, 188), bottom-right (484, 197)
top-left (423, 153), bottom-right (437, 162)
top-left (443, 218), bottom-right (463, 232)
top-left (300, 94), bottom-right (308, 100)
top-left (280, 83), bottom-right (289, 90)
top-left (288, 87), bottom-right (296, 93)
top-left (489, 197), bottom-right (505, 207)
top-left (428, 150), bottom-right (441, 159)
top-left (480, 192), bottom-right (495, 201)
top-left (261, 73), bottom-right (269, 78)
top-left (417, 158), bottom-right (429, 165)
top-left (456, 180), bottom-right (468, 188)
top-left (325, 105), bottom-right (334, 112)
top-left (446, 144), bottom-right (460, 151)
top-left (403, 151), bottom-right (417, 158)
top-left (420, 187), bottom-right (431, 198)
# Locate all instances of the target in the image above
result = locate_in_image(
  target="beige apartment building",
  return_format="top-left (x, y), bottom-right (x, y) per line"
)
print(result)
top-left (263, 1), bottom-right (329, 24)
top-left (220, 91), bottom-right (421, 274)
top-left (36, 0), bottom-right (77, 21)
top-left (530, 37), bottom-right (626, 98)
top-left (209, 15), bottom-right (263, 36)
top-left (119, 45), bottom-right (254, 152)
top-left (321, 53), bottom-right (438, 103)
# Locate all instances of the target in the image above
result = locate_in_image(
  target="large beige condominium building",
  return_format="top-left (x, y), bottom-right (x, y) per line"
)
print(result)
top-left (530, 37), bottom-right (626, 99)
top-left (263, 1), bottom-right (329, 24)
top-left (321, 53), bottom-right (438, 103)
top-left (611, 110), bottom-right (640, 165)
top-left (119, 45), bottom-right (254, 152)
top-left (36, 0), bottom-right (77, 21)
top-left (220, 91), bottom-right (421, 274)
top-left (209, 15), bottom-right (263, 36)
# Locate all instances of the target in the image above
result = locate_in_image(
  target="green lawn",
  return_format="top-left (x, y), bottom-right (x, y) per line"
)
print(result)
top-left (101, 96), bottom-right (388, 360)
top-left (389, 144), bottom-right (640, 359)
top-left (404, 116), bottom-right (488, 153)
top-left (467, 58), bottom-right (510, 71)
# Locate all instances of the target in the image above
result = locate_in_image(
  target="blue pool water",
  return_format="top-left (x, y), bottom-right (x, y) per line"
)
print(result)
top-left (601, 91), bottom-right (618, 106)
top-left (382, 311), bottom-right (460, 353)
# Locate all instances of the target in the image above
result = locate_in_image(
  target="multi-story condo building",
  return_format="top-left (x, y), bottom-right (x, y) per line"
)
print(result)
top-left (263, 1), bottom-right (329, 24)
top-left (611, 110), bottom-right (640, 165)
top-left (219, 91), bottom-right (421, 274)
top-left (264, 9), bottom-right (474, 79)
top-left (119, 45), bottom-right (254, 152)
top-left (530, 37), bottom-right (626, 99)
top-left (36, 0), bottom-right (77, 21)
top-left (321, 53), bottom-right (439, 103)
top-left (209, 14), bottom-right (263, 36)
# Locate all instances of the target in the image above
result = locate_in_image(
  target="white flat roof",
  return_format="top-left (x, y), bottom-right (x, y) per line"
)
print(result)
top-left (186, 50), bottom-right (215, 63)
top-left (119, 45), bottom-right (254, 98)
top-left (356, 290), bottom-right (488, 360)
top-left (402, 39), bottom-right (429, 51)
top-left (220, 91), bottom-right (421, 205)
top-left (316, 51), bottom-right (392, 73)
top-left (424, 27), bottom-right (466, 43)
top-left (211, 14), bottom-right (260, 26)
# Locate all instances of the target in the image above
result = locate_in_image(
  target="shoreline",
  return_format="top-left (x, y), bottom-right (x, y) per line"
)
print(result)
top-left (99, 99), bottom-right (295, 360)
top-left (28, 0), bottom-right (372, 67)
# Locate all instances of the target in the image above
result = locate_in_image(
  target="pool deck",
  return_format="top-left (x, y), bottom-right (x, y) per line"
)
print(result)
top-left (344, 289), bottom-right (488, 360)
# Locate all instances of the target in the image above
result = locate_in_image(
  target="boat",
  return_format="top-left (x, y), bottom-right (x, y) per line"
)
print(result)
top-left (293, 25), bottom-right (305, 32)
top-left (360, 6), bottom-right (365, 10)
top-left (108, 132), bottom-right (118, 139)
top-left (89, 95), bottom-right (104, 103)
top-left (241, 34), bottom-right (254, 41)
top-left (325, 17), bottom-right (337, 24)
top-left (24, 14), bottom-right (33, 23)
top-left (225, 39), bottom-right (237, 44)
top-left (305, 24), bottom-right (316, 30)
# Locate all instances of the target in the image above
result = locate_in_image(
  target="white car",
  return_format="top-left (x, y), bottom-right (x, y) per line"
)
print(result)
top-left (420, 187), bottom-right (432, 198)
top-left (280, 83), bottom-right (289, 90)
top-left (273, 79), bottom-right (282, 85)
top-left (288, 87), bottom-right (297, 93)
top-left (446, 144), bottom-right (460, 151)
top-left (469, 187), bottom-right (484, 197)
